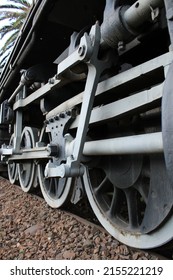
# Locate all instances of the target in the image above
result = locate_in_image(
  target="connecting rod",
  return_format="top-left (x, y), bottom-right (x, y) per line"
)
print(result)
top-left (83, 132), bottom-right (163, 156)
top-left (66, 132), bottom-right (163, 157)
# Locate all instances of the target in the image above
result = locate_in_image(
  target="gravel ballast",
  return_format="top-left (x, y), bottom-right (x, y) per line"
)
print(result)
top-left (0, 177), bottom-right (165, 260)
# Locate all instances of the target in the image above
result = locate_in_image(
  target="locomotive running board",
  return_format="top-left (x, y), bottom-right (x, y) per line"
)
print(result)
top-left (46, 51), bottom-right (173, 119)
top-left (12, 51), bottom-right (173, 112)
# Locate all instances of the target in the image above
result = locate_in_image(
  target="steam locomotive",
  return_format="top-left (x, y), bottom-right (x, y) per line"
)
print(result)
top-left (0, 0), bottom-right (173, 249)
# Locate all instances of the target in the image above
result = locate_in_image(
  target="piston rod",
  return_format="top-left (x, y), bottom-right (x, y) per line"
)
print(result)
top-left (101, 0), bottom-right (163, 49)
top-left (124, 0), bottom-right (163, 30)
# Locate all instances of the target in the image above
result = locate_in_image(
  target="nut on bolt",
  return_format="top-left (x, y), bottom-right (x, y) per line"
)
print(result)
top-left (59, 113), bottom-right (65, 118)
top-left (48, 78), bottom-right (55, 84)
top-left (54, 116), bottom-right (59, 121)
top-left (118, 41), bottom-right (125, 52)
top-left (66, 110), bottom-right (71, 116)
top-left (47, 144), bottom-right (59, 156)
top-left (44, 119), bottom-right (49, 125)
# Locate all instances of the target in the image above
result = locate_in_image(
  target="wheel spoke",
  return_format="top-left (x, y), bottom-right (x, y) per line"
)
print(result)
top-left (124, 188), bottom-right (140, 229)
top-left (107, 187), bottom-right (122, 218)
top-left (55, 178), bottom-right (59, 197)
top-left (136, 180), bottom-right (149, 204)
top-left (95, 176), bottom-right (111, 195)
top-left (47, 178), bottom-right (53, 194)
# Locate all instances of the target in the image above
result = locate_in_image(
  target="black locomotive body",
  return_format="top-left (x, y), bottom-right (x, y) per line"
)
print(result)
top-left (0, 0), bottom-right (173, 249)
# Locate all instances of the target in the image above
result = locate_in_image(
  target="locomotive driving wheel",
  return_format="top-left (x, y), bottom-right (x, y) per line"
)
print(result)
top-left (84, 153), bottom-right (173, 249)
top-left (18, 127), bottom-right (38, 192)
top-left (83, 61), bottom-right (173, 249)
top-left (8, 134), bottom-right (18, 184)
top-left (38, 126), bottom-right (73, 208)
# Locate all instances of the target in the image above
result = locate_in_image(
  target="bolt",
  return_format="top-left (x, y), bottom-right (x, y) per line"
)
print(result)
top-left (66, 110), bottom-right (71, 116)
top-left (44, 120), bottom-right (49, 125)
top-left (118, 41), bottom-right (125, 52)
top-left (71, 108), bottom-right (79, 117)
top-left (48, 78), bottom-right (55, 84)
top-left (54, 116), bottom-right (59, 121)
top-left (47, 144), bottom-right (59, 156)
top-left (54, 74), bottom-right (59, 80)
top-left (59, 113), bottom-right (65, 118)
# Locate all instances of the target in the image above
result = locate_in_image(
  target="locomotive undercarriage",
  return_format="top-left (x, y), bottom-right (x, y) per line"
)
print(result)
top-left (0, 0), bottom-right (173, 249)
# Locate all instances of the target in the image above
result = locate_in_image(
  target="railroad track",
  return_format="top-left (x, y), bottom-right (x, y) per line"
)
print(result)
top-left (0, 177), bottom-right (171, 260)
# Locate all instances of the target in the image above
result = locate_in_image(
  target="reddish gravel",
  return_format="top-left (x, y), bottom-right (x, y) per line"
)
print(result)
top-left (0, 177), bottom-right (166, 260)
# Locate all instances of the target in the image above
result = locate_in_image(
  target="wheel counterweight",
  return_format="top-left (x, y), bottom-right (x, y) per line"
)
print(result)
top-left (37, 126), bottom-right (73, 208)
